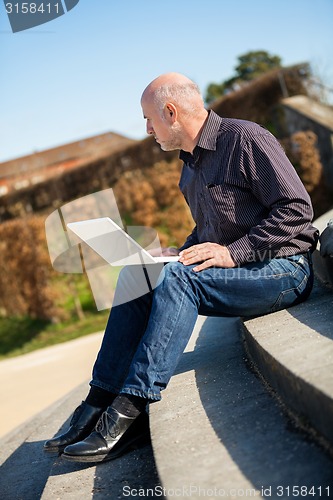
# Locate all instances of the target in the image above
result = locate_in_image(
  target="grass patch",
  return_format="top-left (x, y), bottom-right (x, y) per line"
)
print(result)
top-left (0, 268), bottom-right (121, 360)
top-left (0, 309), bottom-right (110, 360)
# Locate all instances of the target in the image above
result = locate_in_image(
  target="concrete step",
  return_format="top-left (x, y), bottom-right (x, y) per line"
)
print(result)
top-left (0, 383), bottom-right (162, 500)
top-left (0, 383), bottom-right (94, 500)
top-left (149, 211), bottom-right (333, 496)
top-left (243, 209), bottom-right (333, 449)
top-left (244, 277), bottom-right (333, 449)
top-left (2, 315), bottom-right (332, 499)
top-left (149, 315), bottom-right (333, 497)
top-left (2, 210), bottom-right (333, 498)
top-left (2, 316), bottom-right (333, 499)
top-left (149, 211), bottom-right (333, 497)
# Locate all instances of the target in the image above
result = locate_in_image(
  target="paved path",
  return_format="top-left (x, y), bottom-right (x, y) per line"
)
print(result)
top-left (0, 332), bottom-right (103, 438)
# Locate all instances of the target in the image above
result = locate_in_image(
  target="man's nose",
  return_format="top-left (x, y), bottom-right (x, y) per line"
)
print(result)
top-left (146, 122), bottom-right (154, 135)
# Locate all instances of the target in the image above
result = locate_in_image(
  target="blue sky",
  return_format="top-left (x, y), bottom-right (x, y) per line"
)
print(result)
top-left (1, 0), bottom-right (332, 162)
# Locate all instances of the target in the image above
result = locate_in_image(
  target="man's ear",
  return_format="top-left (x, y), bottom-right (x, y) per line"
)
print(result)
top-left (164, 103), bottom-right (177, 123)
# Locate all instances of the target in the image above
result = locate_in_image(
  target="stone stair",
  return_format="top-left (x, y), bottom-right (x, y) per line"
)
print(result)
top-left (149, 209), bottom-right (333, 497)
top-left (1, 210), bottom-right (333, 499)
top-left (0, 383), bottom-right (161, 499)
top-left (149, 315), bottom-right (333, 498)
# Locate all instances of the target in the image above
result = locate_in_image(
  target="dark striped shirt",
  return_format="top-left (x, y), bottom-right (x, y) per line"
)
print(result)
top-left (178, 110), bottom-right (319, 265)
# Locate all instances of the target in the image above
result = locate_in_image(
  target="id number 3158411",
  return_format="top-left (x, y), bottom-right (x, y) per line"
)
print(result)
top-left (5, 3), bottom-right (61, 14)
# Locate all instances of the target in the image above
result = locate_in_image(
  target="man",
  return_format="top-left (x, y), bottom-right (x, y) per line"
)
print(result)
top-left (44, 73), bottom-right (318, 462)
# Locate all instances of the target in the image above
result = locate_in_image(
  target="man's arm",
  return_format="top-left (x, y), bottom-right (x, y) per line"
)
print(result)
top-left (226, 132), bottom-right (315, 265)
top-left (157, 227), bottom-right (199, 257)
top-left (178, 226), bottom-right (199, 252)
top-left (179, 131), bottom-right (315, 271)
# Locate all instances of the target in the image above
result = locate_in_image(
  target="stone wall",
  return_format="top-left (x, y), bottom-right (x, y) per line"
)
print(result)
top-left (278, 95), bottom-right (333, 189)
top-left (0, 138), bottom-right (177, 222)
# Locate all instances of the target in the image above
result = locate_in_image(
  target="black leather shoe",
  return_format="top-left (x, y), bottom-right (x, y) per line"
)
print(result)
top-left (61, 408), bottom-right (150, 463)
top-left (44, 401), bottom-right (104, 453)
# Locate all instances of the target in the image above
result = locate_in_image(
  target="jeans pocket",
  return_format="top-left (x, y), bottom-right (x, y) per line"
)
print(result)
top-left (269, 263), bottom-right (312, 313)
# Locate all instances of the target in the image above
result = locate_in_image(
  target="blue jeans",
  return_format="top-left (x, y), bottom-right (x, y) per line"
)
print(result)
top-left (91, 253), bottom-right (313, 401)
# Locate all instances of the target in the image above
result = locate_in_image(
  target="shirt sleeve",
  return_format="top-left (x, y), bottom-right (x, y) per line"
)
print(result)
top-left (226, 132), bottom-right (314, 264)
top-left (179, 226), bottom-right (199, 252)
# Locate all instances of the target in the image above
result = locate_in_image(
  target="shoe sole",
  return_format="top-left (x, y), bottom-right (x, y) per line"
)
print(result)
top-left (43, 424), bottom-right (102, 454)
top-left (43, 446), bottom-right (66, 454)
top-left (61, 432), bottom-right (150, 463)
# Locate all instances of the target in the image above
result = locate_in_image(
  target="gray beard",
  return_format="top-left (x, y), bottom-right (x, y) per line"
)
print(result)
top-left (159, 125), bottom-right (183, 151)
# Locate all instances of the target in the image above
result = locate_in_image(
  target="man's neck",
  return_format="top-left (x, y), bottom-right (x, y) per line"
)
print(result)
top-left (182, 110), bottom-right (209, 154)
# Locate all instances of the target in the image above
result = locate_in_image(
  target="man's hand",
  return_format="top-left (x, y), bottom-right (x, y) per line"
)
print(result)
top-left (179, 243), bottom-right (236, 272)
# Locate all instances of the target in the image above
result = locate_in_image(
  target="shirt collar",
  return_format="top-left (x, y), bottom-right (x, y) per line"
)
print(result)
top-left (196, 110), bottom-right (222, 150)
top-left (179, 110), bottom-right (222, 162)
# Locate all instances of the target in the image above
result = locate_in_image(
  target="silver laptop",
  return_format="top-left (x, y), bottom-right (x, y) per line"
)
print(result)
top-left (67, 217), bottom-right (179, 266)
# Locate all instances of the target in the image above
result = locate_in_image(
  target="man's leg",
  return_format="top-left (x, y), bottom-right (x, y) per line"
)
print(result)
top-left (90, 265), bottom-right (156, 394)
top-left (44, 264), bottom-right (162, 452)
top-left (119, 253), bottom-right (312, 400)
top-left (62, 253), bottom-right (313, 461)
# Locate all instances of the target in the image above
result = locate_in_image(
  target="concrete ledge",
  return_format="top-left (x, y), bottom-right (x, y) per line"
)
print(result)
top-left (0, 382), bottom-right (160, 499)
top-left (243, 277), bottom-right (333, 448)
top-left (150, 316), bottom-right (333, 496)
top-left (0, 382), bottom-right (97, 500)
top-left (243, 209), bottom-right (333, 449)
top-left (3, 210), bottom-right (333, 497)
top-left (150, 211), bottom-right (333, 494)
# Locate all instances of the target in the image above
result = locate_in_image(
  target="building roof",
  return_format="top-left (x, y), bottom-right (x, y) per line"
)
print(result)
top-left (0, 132), bottom-right (135, 180)
top-left (281, 95), bottom-right (333, 132)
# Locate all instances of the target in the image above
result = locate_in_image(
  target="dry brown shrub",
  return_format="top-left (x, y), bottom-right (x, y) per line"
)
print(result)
top-left (149, 162), bottom-right (181, 207)
top-left (113, 173), bottom-right (135, 214)
top-left (0, 216), bottom-right (60, 320)
top-left (113, 159), bottom-right (194, 247)
top-left (289, 131), bottom-right (322, 192)
top-left (281, 131), bottom-right (332, 217)
top-left (132, 198), bottom-right (159, 228)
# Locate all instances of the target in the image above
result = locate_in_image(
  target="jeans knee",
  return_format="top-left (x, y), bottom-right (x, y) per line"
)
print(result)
top-left (157, 262), bottom-right (193, 288)
top-left (162, 261), bottom-right (183, 278)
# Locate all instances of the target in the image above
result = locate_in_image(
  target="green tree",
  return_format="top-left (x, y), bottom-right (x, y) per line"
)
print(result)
top-left (235, 50), bottom-right (281, 81)
top-left (205, 50), bottom-right (282, 104)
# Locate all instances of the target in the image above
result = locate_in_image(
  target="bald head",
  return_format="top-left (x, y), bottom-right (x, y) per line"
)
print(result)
top-left (141, 72), bottom-right (208, 153)
top-left (141, 72), bottom-right (205, 116)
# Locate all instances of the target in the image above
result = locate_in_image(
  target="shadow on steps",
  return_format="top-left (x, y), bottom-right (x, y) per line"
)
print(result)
top-left (172, 316), bottom-right (333, 492)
